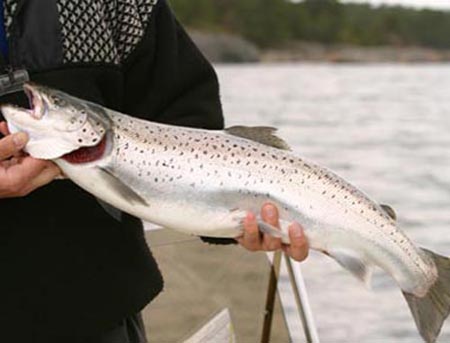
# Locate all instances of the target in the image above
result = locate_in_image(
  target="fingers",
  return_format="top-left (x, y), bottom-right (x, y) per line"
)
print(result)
top-left (0, 121), bottom-right (10, 136)
top-left (0, 157), bottom-right (59, 198)
top-left (237, 202), bottom-right (309, 262)
top-left (236, 212), bottom-right (261, 251)
top-left (260, 203), bottom-right (283, 251)
top-left (0, 132), bottom-right (28, 160)
top-left (28, 163), bottom-right (61, 192)
top-left (283, 222), bottom-right (309, 262)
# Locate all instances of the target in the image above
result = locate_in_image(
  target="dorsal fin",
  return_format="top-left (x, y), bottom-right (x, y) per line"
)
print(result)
top-left (225, 126), bottom-right (291, 150)
top-left (381, 204), bottom-right (397, 221)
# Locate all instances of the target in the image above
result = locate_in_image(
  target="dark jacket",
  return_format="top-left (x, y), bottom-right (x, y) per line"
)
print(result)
top-left (0, 0), bottom-right (224, 341)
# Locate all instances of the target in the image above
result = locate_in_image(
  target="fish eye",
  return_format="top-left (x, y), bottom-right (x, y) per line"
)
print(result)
top-left (51, 95), bottom-right (67, 107)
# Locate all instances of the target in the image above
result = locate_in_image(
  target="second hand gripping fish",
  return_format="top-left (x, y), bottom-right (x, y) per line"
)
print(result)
top-left (2, 83), bottom-right (450, 342)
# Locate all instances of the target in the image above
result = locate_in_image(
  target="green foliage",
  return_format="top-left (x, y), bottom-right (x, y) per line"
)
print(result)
top-left (168, 0), bottom-right (450, 49)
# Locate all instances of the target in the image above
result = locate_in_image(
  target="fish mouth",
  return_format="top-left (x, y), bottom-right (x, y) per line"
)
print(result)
top-left (23, 83), bottom-right (47, 120)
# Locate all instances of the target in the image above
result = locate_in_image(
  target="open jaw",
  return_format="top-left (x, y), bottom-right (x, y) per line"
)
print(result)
top-left (23, 84), bottom-right (47, 120)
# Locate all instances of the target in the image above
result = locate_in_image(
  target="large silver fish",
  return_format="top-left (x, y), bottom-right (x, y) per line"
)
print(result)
top-left (2, 83), bottom-right (450, 342)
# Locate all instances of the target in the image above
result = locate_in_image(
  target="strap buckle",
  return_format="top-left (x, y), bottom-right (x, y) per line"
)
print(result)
top-left (0, 69), bottom-right (29, 96)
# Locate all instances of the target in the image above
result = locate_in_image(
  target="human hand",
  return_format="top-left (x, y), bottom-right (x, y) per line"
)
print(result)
top-left (0, 121), bottom-right (61, 198)
top-left (236, 202), bottom-right (309, 262)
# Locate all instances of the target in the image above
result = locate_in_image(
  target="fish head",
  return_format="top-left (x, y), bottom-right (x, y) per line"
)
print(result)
top-left (1, 83), bottom-right (111, 160)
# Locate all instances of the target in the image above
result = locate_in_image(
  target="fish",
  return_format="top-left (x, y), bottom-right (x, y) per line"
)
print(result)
top-left (2, 83), bottom-right (450, 342)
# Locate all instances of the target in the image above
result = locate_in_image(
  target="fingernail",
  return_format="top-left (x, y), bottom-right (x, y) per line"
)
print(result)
top-left (292, 223), bottom-right (303, 238)
top-left (265, 205), bottom-right (276, 218)
top-left (246, 212), bottom-right (256, 221)
top-left (13, 132), bottom-right (28, 148)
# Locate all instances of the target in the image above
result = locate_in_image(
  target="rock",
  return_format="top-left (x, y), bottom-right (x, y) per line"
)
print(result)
top-left (262, 41), bottom-right (450, 63)
top-left (188, 30), bottom-right (261, 63)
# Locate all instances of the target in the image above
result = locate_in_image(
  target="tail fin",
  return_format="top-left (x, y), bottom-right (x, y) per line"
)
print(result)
top-left (403, 249), bottom-right (450, 343)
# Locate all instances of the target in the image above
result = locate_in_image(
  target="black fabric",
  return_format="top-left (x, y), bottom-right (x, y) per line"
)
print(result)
top-left (91, 313), bottom-right (147, 343)
top-left (0, 0), bottom-right (229, 341)
top-left (9, 0), bottom-right (63, 70)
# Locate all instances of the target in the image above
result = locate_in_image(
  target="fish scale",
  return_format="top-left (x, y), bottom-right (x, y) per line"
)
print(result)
top-left (107, 111), bottom-right (430, 291)
top-left (2, 83), bottom-right (450, 343)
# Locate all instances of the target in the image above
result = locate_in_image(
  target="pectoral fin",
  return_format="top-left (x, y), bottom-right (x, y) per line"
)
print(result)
top-left (329, 249), bottom-right (372, 288)
top-left (97, 199), bottom-right (122, 221)
top-left (98, 167), bottom-right (148, 206)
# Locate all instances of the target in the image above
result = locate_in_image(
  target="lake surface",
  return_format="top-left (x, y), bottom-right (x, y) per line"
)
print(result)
top-left (215, 63), bottom-right (450, 343)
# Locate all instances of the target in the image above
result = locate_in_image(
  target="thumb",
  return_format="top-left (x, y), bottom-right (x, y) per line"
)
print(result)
top-left (0, 121), bottom-right (11, 136)
top-left (0, 132), bottom-right (28, 160)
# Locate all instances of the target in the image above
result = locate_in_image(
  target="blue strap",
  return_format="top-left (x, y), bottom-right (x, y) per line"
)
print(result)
top-left (0, 1), bottom-right (9, 61)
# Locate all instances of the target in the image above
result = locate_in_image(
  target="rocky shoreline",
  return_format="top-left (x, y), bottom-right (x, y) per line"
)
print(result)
top-left (189, 30), bottom-right (450, 63)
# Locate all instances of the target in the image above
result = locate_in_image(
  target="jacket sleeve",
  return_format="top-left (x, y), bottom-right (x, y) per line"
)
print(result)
top-left (122, 0), bottom-right (236, 245)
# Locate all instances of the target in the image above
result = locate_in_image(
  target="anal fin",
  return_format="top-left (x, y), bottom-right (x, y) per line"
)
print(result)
top-left (329, 249), bottom-right (372, 288)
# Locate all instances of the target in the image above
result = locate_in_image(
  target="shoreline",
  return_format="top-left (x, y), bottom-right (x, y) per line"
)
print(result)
top-left (189, 30), bottom-right (450, 64)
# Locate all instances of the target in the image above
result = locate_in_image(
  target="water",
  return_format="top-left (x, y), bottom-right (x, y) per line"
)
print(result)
top-left (215, 63), bottom-right (450, 342)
